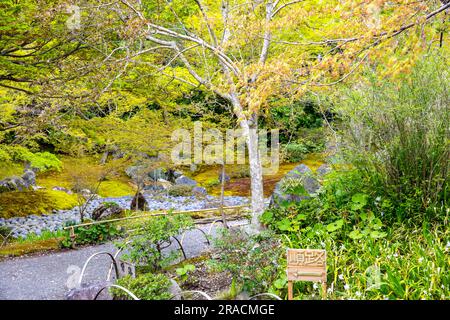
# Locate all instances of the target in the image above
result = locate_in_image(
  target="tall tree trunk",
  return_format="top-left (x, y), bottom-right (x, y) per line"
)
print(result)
top-left (219, 163), bottom-right (228, 229)
top-left (246, 119), bottom-right (265, 230)
top-left (231, 95), bottom-right (265, 231)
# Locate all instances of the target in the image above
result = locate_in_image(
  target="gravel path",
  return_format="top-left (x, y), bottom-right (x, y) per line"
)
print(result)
top-left (0, 219), bottom-right (248, 300)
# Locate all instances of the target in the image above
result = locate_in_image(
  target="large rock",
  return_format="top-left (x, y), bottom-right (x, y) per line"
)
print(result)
top-left (21, 169), bottom-right (36, 187)
top-left (65, 281), bottom-right (112, 300)
top-left (175, 175), bottom-right (197, 186)
top-left (0, 176), bottom-right (29, 192)
top-left (91, 202), bottom-right (124, 221)
top-left (270, 164), bottom-right (320, 207)
top-left (143, 178), bottom-right (172, 192)
top-left (316, 164), bottom-right (332, 177)
top-left (168, 279), bottom-right (182, 300)
top-left (130, 192), bottom-right (148, 211)
top-left (79, 189), bottom-right (100, 200)
top-left (173, 170), bottom-right (183, 179)
top-left (192, 186), bottom-right (207, 195)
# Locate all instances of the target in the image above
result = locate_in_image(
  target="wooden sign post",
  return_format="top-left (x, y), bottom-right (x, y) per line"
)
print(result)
top-left (286, 249), bottom-right (327, 300)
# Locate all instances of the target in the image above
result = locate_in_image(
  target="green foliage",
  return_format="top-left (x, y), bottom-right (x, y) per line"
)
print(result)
top-left (282, 132), bottom-right (326, 163)
top-left (209, 229), bottom-right (283, 296)
top-left (176, 264), bottom-right (196, 283)
top-left (167, 185), bottom-right (194, 196)
top-left (262, 99), bottom-right (325, 144)
top-left (0, 145), bottom-right (62, 172)
top-left (0, 162), bottom-right (23, 180)
top-left (117, 214), bottom-right (194, 271)
top-left (0, 190), bottom-right (78, 219)
top-left (60, 221), bottom-right (122, 248)
top-left (0, 225), bottom-right (12, 238)
top-left (279, 177), bottom-right (308, 196)
top-left (16, 229), bottom-right (65, 243)
top-left (262, 169), bottom-right (450, 300)
top-left (283, 143), bottom-right (308, 162)
top-left (111, 273), bottom-right (172, 300)
top-left (102, 201), bottom-right (118, 208)
top-left (337, 54), bottom-right (449, 218)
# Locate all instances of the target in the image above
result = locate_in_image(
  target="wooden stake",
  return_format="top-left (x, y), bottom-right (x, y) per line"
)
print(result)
top-left (288, 281), bottom-right (293, 300)
top-left (69, 226), bottom-right (76, 248)
top-left (321, 282), bottom-right (327, 300)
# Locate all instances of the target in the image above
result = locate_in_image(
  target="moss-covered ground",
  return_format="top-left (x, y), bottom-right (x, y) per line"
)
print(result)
top-left (37, 155), bottom-right (135, 198)
top-left (0, 190), bottom-right (78, 218)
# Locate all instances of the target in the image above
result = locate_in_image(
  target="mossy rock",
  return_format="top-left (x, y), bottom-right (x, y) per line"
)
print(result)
top-left (0, 190), bottom-right (78, 219)
top-left (167, 185), bottom-right (194, 196)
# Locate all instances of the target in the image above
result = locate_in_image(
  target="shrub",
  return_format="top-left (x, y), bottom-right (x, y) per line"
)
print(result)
top-left (117, 214), bottom-right (194, 271)
top-left (209, 229), bottom-right (283, 296)
top-left (283, 138), bottom-right (325, 163)
top-left (337, 54), bottom-right (449, 219)
top-left (176, 264), bottom-right (196, 283)
top-left (60, 220), bottom-right (122, 248)
top-left (111, 273), bottom-right (172, 300)
top-left (229, 166), bottom-right (250, 179)
top-left (283, 143), bottom-right (308, 163)
top-left (204, 178), bottom-right (220, 188)
top-left (0, 145), bottom-right (62, 172)
top-left (167, 185), bottom-right (194, 196)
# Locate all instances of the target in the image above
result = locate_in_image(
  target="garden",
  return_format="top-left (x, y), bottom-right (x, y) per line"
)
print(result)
top-left (0, 0), bottom-right (448, 302)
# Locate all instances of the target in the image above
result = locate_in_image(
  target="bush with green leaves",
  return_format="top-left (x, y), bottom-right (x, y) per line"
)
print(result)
top-left (117, 214), bottom-right (194, 271)
top-left (176, 263), bottom-right (196, 283)
top-left (60, 220), bottom-right (122, 248)
top-left (283, 138), bottom-right (325, 163)
top-left (336, 54), bottom-right (449, 219)
top-left (111, 273), bottom-right (172, 300)
top-left (0, 145), bottom-right (62, 172)
top-left (209, 228), bottom-right (283, 296)
top-left (283, 143), bottom-right (308, 162)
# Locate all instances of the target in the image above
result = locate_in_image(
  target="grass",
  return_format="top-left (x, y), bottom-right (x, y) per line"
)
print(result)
top-left (0, 229), bottom-right (65, 257)
top-left (286, 223), bottom-right (450, 300)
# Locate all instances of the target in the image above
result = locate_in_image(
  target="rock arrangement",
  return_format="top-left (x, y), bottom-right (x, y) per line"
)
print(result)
top-left (269, 163), bottom-right (332, 207)
top-left (91, 202), bottom-right (125, 221)
top-left (0, 169), bottom-right (36, 192)
top-left (0, 194), bottom-right (249, 238)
